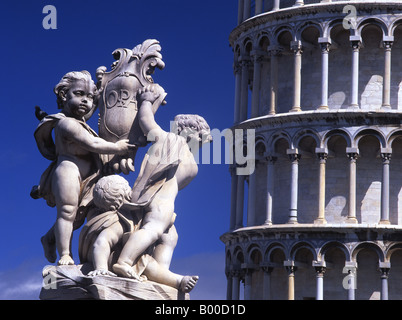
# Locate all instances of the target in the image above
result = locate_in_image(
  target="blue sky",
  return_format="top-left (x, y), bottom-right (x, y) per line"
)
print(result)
top-left (0, 0), bottom-right (237, 299)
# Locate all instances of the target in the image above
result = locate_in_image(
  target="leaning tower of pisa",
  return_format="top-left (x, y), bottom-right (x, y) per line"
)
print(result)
top-left (221, 0), bottom-right (402, 300)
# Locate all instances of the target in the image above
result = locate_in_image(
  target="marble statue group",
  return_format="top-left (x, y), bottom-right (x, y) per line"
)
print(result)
top-left (31, 40), bottom-right (211, 296)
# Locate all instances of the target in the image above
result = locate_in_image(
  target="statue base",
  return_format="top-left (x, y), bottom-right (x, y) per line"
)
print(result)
top-left (39, 264), bottom-right (189, 300)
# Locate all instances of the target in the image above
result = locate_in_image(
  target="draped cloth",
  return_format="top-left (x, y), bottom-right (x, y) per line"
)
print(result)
top-left (78, 132), bottom-right (184, 278)
top-left (131, 132), bottom-right (185, 206)
top-left (33, 113), bottom-right (103, 223)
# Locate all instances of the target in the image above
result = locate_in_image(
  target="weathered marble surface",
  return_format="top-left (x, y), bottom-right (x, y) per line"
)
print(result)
top-left (40, 264), bottom-right (189, 300)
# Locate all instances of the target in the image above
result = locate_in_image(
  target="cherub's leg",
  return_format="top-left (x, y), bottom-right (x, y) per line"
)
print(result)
top-left (41, 224), bottom-right (57, 263)
top-left (153, 224), bottom-right (178, 270)
top-left (143, 256), bottom-right (199, 293)
top-left (52, 163), bottom-right (81, 265)
top-left (113, 179), bottom-right (178, 278)
top-left (88, 222), bottom-right (123, 277)
top-left (113, 207), bottom-right (174, 278)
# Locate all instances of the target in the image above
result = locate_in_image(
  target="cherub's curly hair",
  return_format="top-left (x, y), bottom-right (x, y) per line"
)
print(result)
top-left (93, 175), bottom-right (132, 211)
top-left (173, 114), bottom-right (212, 143)
top-left (54, 70), bottom-right (97, 109)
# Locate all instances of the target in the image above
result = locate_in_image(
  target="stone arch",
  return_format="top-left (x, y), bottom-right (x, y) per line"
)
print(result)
top-left (325, 19), bottom-right (345, 39)
top-left (226, 250), bottom-right (232, 265)
top-left (322, 129), bottom-right (352, 149)
top-left (354, 128), bottom-right (386, 149)
top-left (256, 32), bottom-right (271, 51)
top-left (234, 43), bottom-right (242, 61)
top-left (233, 246), bottom-right (246, 266)
top-left (242, 37), bottom-right (254, 56)
top-left (255, 135), bottom-right (267, 156)
top-left (357, 17), bottom-right (388, 39)
top-left (319, 241), bottom-right (351, 262)
top-left (274, 25), bottom-right (296, 46)
top-left (247, 244), bottom-right (263, 264)
top-left (268, 131), bottom-right (292, 154)
top-left (351, 242), bottom-right (385, 263)
top-left (293, 128), bottom-right (321, 151)
top-left (385, 243), bottom-right (402, 262)
top-left (298, 20), bottom-right (323, 42)
top-left (264, 242), bottom-right (288, 262)
top-left (290, 241), bottom-right (317, 261)
top-left (387, 128), bottom-right (402, 148)
top-left (390, 18), bottom-right (402, 36)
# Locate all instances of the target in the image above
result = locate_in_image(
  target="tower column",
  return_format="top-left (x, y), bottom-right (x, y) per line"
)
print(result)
top-left (240, 58), bottom-right (251, 121)
top-left (229, 165), bottom-right (238, 230)
top-left (262, 265), bottom-right (273, 300)
top-left (284, 261), bottom-right (297, 300)
top-left (265, 156), bottom-right (277, 225)
top-left (346, 149), bottom-right (359, 223)
top-left (382, 38), bottom-right (393, 110)
top-left (238, 0), bottom-right (245, 24)
top-left (343, 262), bottom-right (357, 300)
top-left (242, 265), bottom-right (254, 300)
top-left (287, 149), bottom-right (301, 224)
top-left (291, 41), bottom-right (303, 112)
top-left (268, 46), bottom-right (281, 115)
top-left (273, 0), bottom-right (280, 11)
top-left (349, 37), bottom-right (361, 109)
top-left (251, 51), bottom-right (264, 118)
top-left (313, 261), bottom-right (326, 300)
top-left (318, 38), bottom-right (331, 110)
top-left (247, 166), bottom-right (256, 227)
top-left (379, 263), bottom-right (391, 300)
top-left (231, 270), bottom-right (241, 300)
top-left (243, 0), bottom-right (251, 21)
top-left (226, 269), bottom-right (233, 300)
top-left (380, 150), bottom-right (392, 225)
top-left (233, 62), bottom-right (242, 123)
top-left (315, 149), bottom-right (328, 224)
top-left (255, 0), bottom-right (263, 15)
top-left (235, 174), bottom-right (245, 229)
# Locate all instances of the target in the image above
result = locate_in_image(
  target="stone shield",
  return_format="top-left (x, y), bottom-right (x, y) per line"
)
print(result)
top-left (97, 40), bottom-right (166, 146)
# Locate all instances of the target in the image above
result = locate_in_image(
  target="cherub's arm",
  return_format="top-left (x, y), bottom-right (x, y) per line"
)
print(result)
top-left (57, 118), bottom-right (134, 155)
top-left (137, 85), bottom-right (166, 139)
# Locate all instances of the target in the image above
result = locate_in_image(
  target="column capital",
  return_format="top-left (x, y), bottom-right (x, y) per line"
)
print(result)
top-left (290, 40), bottom-right (303, 54)
top-left (316, 148), bottom-right (328, 162)
top-left (314, 266), bottom-right (327, 277)
top-left (264, 153), bottom-right (278, 164)
top-left (382, 36), bottom-right (394, 49)
top-left (267, 45), bottom-right (283, 56)
top-left (287, 149), bottom-right (301, 162)
top-left (250, 49), bottom-right (267, 60)
top-left (350, 36), bottom-right (362, 50)
top-left (381, 152), bottom-right (392, 164)
top-left (379, 261), bottom-right (391, 278)
top-left (379, 267), bottom-right (391, 279)
top-left (318, 37), bottom-right (331, 53)
top-left (383, 41), bottom-right (393, 51)
top-left (233, 61), bottom-right (242, 75)
top-left (284, 261), bottom-right (298, 275)
top-left (346, 148), bottom-right (359, 161)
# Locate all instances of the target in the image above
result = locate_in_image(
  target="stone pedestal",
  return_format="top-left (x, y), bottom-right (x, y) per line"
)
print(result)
top-left (40, 264), bottom-right (189, 300)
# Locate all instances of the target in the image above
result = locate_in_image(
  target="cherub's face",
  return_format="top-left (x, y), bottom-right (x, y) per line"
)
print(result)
top-left (62, 80), bottom-right (95, 119)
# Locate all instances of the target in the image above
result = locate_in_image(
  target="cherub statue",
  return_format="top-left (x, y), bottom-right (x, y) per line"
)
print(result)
top-left (112, 84), bottom-right (212, 285)
top-left (80, 175), bottom-right (199, 293)
top-left (31, 71), bottom-right (135, 266)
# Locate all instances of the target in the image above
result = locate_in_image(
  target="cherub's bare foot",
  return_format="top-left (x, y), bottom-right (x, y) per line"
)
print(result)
top-left (88, 269), bottom-right (117, 277)
top-left (179, 275), bottom-right (199, 293)
top-left (58, 255), bottom-right (74, 266)
top-left (112, 263), bottom-right (141, 280)
top-left (41, 236), bottom-right (56, 264)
